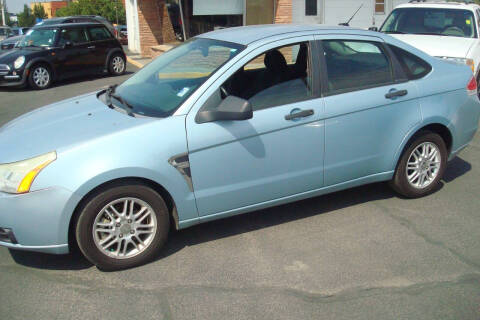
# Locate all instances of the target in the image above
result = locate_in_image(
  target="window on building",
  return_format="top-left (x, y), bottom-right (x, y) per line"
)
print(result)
top-left (375, 0), bottom-right (385, 14)
top-left (323, 40), bottom-right (394, 94)
top-left (306, 0), bottom-right (317, 16)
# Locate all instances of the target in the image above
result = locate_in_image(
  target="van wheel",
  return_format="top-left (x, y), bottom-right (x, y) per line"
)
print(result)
top-left (75, 182), bottom-right (169, 270)
top-left (390, 131), bottom-right (447, 198)
top-left (108, 54), bottom-right (126, 76)
top-left (28, 64), bottom-right (52, 90)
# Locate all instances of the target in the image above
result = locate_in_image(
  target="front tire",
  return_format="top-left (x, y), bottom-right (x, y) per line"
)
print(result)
top-left (391, 131), bottom-right (447, 198)
top-left (108, 53), bottom-right (126, 76)
top-left (75, 182), bottom-right (169, 270)
top-left (28, 64), bottom-right (52, 90)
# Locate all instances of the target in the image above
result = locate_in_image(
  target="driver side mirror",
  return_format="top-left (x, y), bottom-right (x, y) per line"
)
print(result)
top-left (63, 41), bottom-right (73, 49)
top-left (196, 96), bottom-right (253, 124)
top-left (368, 27), bottom-right (379, 32)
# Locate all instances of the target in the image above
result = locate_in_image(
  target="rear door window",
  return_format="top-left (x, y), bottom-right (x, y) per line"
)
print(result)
top-left (88, 27), bottom-right (112, 41)
top-left (322, 40), bottom-right (394, 94)
top-left (389, 45), bottom-right (432, 80)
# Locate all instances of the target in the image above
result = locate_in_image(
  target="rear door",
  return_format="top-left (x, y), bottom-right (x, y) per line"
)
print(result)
top-left (315, 35), bottom-right (422, 186)
top-left (86, 26), bottom-right (115, 69)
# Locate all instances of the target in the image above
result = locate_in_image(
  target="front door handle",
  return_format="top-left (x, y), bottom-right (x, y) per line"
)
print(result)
top-left (385, 89), bottom-right (408, 99)
top-left (285, 109), bottom-right (314, 121)
top-left (88, 46), bottom-right (96, 49)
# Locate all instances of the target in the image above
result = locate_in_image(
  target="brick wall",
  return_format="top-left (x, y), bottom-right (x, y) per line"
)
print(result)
top-left (275, 0), bottom-right (292, 24)
top-left (51, 1), bottom-right (68, 18)
top-left (138, 0), bottom-right (176, 57)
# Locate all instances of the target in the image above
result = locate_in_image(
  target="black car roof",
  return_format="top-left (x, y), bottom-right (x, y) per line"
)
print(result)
top-left (34, 22), bottom-right (105, 29)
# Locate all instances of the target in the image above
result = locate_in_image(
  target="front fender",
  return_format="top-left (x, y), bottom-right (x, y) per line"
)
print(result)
top-left (25, 58), bottom-right (56, 80)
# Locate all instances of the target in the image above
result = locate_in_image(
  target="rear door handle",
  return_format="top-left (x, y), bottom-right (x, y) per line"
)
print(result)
top-left (88, 46), bottom-right (96, 49)
top-left (385, 89), bottom-right (408, 99)
top-left (285, 109), bottom-right (314, 121)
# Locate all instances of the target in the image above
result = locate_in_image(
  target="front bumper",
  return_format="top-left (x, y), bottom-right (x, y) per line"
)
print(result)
top-left (0, 66), bottom-right (27, 87)
top-left (0, 187), bottom-right (80, 254)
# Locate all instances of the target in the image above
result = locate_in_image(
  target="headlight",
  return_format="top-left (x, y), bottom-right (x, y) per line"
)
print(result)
top-left (438, 57), bottom-right (475, 73)
top-left (0, 152), bottom-right (56, 194)
top-left (14, 55), bottom-right (25, 69)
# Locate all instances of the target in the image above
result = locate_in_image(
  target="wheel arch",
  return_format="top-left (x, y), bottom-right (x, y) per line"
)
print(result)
top-left (104, 48), bottom-right (126, 70)
top-left (68, 177), bottom-right (179, 252)
top-left (392, 121), bottom-right (453, 171)
top-left (25, 58), bottom-right (57, 80)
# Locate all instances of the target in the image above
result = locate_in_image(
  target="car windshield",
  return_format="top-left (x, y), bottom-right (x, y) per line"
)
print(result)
top-left (380, 8), bottom-right (477, 38)
top-left (114, 38), bottom-right (245, 118)
top-left (18, 28), bottom-right (58, 48)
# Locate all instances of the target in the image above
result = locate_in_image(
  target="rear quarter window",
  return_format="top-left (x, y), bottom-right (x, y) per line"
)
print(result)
top-left (389, 45), bottom-right (432, 80)
top-left (88, 27), bottom-right (112, 41)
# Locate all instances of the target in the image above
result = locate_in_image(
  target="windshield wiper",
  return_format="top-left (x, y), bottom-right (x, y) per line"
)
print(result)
top-left (105, 84), bottom-right (135, 117)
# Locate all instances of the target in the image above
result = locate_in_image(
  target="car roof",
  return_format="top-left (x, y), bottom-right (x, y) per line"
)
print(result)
top-left (199, 24), bottom-right (375, 45)
top-left (396, 1), bottom-right (480, 10)
top-left (34, 22), bottom-right (105, 29)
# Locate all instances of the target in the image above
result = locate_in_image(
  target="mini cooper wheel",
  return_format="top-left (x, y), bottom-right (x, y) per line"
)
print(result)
top-left (76, 182), bottom-right (169, 270)
top-left (108, 54), bottom-right (126, 76)
top-left (391, 131), bottom-right (447, 198)
top-left (28, 64), bottom-right (52, 90)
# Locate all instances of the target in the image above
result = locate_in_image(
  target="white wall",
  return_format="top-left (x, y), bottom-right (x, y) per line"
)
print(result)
top-left (292, 0), bottom-right (410, 29)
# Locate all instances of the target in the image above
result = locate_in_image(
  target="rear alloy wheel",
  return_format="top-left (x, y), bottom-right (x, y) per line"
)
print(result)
top-left (108, 54), bottom-right (126, 76)
top-left (391, 131), bottom-right (447, 198)
top-left (28, 64), bottom-right (52, 90)
top-left (76, 182), bottom-right (169, 270)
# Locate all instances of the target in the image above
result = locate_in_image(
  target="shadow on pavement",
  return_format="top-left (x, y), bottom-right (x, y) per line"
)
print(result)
top-left (8, 156), bottom-right (472, 271)
top-left (9, 250), bottom-right (93, 270)
top-left (443, 156), bottom-right (471, 183)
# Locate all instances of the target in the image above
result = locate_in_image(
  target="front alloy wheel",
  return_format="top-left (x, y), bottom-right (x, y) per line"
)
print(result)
top-left (76, 182), bottom-right (169, 270)
top-left (28, 65), bottom-right (52, 89)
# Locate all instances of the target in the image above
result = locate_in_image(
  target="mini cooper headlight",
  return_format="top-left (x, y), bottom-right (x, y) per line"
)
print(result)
top-left (0, 152), bottom-right (56, 194)
top-left (14, 56), bottom-right (25, 69)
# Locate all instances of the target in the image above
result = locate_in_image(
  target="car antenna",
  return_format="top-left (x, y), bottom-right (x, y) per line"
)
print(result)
top-left (339, 4), bottom-right (363, 26)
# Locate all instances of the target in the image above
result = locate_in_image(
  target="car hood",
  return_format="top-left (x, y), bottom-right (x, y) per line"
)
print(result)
top-left (1, 35), bottom-right (23, 45)
top-left (0, 47), bottom-right (39, 63)
top-left (391, 34), bottom-right (476, 58)
top-left (0, 92), bottom-right (155, 163)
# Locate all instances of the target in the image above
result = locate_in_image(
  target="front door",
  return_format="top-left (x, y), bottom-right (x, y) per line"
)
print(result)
top-left (56, 27), bottom-right (94, 77)
top-left (186, 37), bottom-right (326, 217)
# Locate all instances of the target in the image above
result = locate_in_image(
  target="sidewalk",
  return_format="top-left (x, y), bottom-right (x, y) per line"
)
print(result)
top-left (123, 46), bottom-right (152, 69)
top-left (124, 43), bottom-right (179, 69)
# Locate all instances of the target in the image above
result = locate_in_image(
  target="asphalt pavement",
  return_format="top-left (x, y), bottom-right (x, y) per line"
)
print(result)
top-left (0, 64), bottom-right (479, 320)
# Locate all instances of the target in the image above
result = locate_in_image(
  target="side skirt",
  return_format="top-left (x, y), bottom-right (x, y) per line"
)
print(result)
top-left (178, 171), bottom-right (394, 229)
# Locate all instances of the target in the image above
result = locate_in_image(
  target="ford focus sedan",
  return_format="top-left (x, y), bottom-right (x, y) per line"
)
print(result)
top-left (1, 25), bottom-right (479, 270)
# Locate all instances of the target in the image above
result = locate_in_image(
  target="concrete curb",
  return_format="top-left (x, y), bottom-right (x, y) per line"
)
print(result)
top-left (126, 56), bottom-right (146, 69)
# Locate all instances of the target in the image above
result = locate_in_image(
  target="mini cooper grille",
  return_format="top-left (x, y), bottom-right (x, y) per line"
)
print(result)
top-left (0, 64), bottom-right (10, 76)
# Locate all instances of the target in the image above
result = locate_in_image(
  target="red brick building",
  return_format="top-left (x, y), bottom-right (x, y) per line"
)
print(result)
top-left (126, 0), bottom-right (407, 57)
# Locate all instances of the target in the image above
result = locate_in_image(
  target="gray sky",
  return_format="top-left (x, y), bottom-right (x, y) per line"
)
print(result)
top-left (6, 0), bottom-right (30, 14)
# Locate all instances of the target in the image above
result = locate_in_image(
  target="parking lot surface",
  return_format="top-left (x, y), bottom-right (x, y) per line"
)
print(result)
top-left (0, 64), bottom-right (479, 319)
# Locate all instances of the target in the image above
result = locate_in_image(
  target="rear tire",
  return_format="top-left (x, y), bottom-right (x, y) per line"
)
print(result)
top-left (75, 182), bottom-right (169, 271)
top-left (28, 64), bottom-right (52, 90)
top-left (108, 53), bottom-right (126, 76)
top-left (390, 131), bottom-right (447, 198)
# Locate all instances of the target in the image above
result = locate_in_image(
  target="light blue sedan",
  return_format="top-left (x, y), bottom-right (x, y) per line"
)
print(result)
top-left (1, 25), bottom-right (479, 270)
